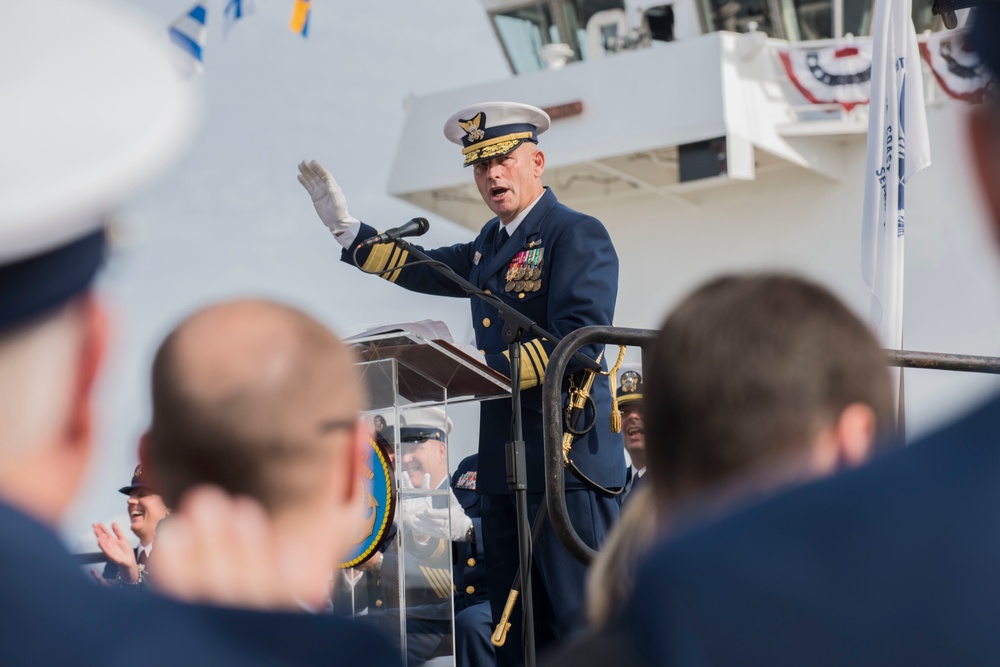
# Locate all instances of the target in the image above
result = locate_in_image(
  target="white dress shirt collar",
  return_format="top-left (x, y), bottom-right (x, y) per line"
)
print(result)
top-left (500, 188), bottom-right (546, 239)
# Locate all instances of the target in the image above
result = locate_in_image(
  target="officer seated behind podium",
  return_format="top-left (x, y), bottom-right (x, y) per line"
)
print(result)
top-left (355, 408), bottom-right (466, 605)
top-left (346, 408), bottom-right (494, 666)
top-left (92, 463), bottom-right (170, 588)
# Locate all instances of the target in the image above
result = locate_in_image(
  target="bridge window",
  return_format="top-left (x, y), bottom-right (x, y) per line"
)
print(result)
top-left (490, 0), bottom-right (626, 73)
top-left (493, 4), bottom-right (558, 74)
top-left (701, 0), bottom-right (872, 40)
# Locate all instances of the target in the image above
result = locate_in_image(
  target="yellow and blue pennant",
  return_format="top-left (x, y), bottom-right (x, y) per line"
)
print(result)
top-left (289, 0), bottom-right (311, 38)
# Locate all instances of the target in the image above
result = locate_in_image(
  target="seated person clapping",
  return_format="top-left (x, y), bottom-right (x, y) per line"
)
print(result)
top-left (92, 463), bottom-right (170, 587)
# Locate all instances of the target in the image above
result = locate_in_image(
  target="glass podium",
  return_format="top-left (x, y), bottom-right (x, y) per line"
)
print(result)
top-left (334, 330), bottom-right (510, 667)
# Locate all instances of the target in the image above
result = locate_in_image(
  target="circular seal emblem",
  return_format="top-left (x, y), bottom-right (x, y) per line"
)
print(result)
top-left (339, 435), bottom-right (396, 568)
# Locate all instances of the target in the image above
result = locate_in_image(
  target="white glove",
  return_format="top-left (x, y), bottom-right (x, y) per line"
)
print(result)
top-left (409, 488), bottom-right (474, 543)
top-left (296, 159), bottom-right (360, 248)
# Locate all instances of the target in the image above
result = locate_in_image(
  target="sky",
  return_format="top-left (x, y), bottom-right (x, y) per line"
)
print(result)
top-left (66, 0), bottom-right (513, 548)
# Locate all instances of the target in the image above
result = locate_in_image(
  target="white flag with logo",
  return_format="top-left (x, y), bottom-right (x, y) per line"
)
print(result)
top-left (861, 0), bottom-right (931, 416)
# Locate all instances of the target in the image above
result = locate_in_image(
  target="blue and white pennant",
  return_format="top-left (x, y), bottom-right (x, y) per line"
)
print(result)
top-left (168, 3), bottom-right (208, 72)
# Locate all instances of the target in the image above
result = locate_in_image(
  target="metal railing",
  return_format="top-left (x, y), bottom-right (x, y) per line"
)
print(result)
top-left (543, 325), bottom-right (1000, 565)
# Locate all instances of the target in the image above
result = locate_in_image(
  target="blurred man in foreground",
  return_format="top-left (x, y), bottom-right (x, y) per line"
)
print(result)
top-left (0, 2), bottom-right (397, 665)
top-left (576, 7), bottom-right (1000, 666)
top-left (146, 298), bottom-right (369, 611)
top-left (581, 274), bottom-right (894, 632)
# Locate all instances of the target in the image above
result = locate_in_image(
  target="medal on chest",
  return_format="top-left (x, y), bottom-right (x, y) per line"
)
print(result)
top-left (503, 247), bottom-right (543, 296)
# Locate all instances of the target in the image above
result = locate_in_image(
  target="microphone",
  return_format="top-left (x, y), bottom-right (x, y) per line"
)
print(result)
top-left (358, 218), bottom-right (430, 248)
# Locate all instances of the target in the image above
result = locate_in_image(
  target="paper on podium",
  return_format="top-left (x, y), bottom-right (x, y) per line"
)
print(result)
top-left (347, 320), bottom-right (510, 408)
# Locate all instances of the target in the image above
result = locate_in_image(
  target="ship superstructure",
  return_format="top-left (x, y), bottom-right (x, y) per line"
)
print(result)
top-left (388, 0), bottom-right (998, 434)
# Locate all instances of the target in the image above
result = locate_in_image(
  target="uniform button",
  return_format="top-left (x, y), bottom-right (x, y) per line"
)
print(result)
top-left (467, 558), bottom-right (476, 567)
top-left (479, 349), bottom-right (486, 355)
top-left (518, 293), bottom-right (525, 299)
top-left (483, 317), bottom-right (491, 328)
top-left (484, 289), bottom-right (491, 294)
top-left (375, 599), bottom-right (383, 607)
top-left (465, 586), bottom-right (475, 595)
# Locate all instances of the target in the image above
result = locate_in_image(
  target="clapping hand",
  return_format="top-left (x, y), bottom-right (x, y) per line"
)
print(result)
top-left (92, 522), bottom-right (139, 583)
top-left (409, 488), bottom-right (474, 543)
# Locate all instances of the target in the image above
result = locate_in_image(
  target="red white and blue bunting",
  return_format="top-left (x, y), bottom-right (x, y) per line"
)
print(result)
top-left (778, 41), bottom-right (873, 111)
top-left (780, 32), bottom-right (995, 109)
top-left (919, 30), bottom-right (995, 103)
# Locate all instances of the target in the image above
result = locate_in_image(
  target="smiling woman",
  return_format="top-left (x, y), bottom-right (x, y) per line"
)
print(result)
top-left (92, 464), bottom-right (171, 586)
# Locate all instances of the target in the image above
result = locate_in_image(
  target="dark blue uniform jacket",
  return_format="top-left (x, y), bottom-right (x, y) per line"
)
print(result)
top-left (620, 394), bottom-right (1000, 666)
top-left (343, 188), bottom-right (625, 495)
top-left (0, 500), bottom-right (400, 667)
top-left (452, 454), bottom-right (489, 609)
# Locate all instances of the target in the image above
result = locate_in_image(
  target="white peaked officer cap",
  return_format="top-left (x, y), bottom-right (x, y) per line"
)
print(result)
top-left (378, 407), bottom-right (454, 443)
top-left (0, 0), bottom-right (197, 329)
top-left (443, 101), bottom-right (550, 167)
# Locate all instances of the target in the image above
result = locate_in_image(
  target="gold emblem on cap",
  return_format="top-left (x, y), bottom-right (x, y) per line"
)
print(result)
top-left (462, 135), bottom-right (533, 166)
top-left (621, 370), bottom-right (640, 393)
top-left (458, 112), bottom-right (486, 143)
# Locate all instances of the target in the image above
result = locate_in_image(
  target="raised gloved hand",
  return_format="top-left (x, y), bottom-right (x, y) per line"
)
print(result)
top-left (296, 159), bottom-right (359, 247)
top-left (409, 488), bottom-right (474, 543)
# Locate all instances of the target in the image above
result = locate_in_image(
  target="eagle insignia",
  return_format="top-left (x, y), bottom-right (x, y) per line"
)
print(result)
top-left (458, 112), bottom-right (485, 143)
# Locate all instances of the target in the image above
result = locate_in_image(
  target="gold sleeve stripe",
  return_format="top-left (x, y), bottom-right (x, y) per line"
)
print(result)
top-left (388, 249), bottom-right (408, 283)
top-left (361, 242), bottom-right (394, 274)
top-left (501, 345), bottom-right (542, 390)
top-left (525, 339), bottom-right (549, 385)
top-left (387, 244), bottom-right (403, 270)
top-left (520, 350), bottom-right (540, 390)
top-left (530, 339), bottom-right (549, 368)
top-left (525, 340), bottom-right (548, 378)
top-left (523, 344), bottom-right (543, 382)
top-left (429, 536), bottom-right (449, 561)
top-left (419, 565), bottom-right (453, 599)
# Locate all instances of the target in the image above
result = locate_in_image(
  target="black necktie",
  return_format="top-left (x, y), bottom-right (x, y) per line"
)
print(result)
top-left (497, 227), bottom-right (509, 249)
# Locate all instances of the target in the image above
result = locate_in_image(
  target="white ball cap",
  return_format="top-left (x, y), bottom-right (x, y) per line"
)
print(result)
top-left (0, 0), bottom-right (198, 264)
top-left (443, 101), bottom-right (551, 146)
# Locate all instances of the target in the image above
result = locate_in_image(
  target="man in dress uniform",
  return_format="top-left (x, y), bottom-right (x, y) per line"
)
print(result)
top-left (566, 8), bottom-right (1000, 666)
top-left (349, 410), bottom-right (494, 666)
top-left (450, 453), bottom-right (496, 667)
top-left (93, 464), bottom-right (170, 587)
top-left (615, 365), bottom-right (646, 498)
top-left (0, 2), bottom-right (398, 665)
top-left (298, 101), bottom-right (624, 663)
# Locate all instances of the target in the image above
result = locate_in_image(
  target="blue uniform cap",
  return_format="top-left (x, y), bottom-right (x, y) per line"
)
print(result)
top-left (119, 464), bottom-right (154, 495)
top-left (617, 367), bottom-right (644, 407)
top-left (0, 230), bottom-right (107, 332)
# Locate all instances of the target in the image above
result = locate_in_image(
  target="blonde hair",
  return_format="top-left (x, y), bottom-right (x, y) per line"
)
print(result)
top-left (586, 485), bottom-right (660, 629)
